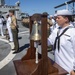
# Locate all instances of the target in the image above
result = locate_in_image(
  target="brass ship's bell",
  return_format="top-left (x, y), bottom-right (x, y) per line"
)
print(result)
top-left (30, 21), bottom-right (41, 41)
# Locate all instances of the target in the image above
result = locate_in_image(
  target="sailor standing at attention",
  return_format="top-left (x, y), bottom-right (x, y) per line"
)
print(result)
top-left (9, 10), bottom-right (19, 54)
top-left (6, 13), bottom-right (13, 42)
top-left (48, 9), bottom-right (75, 75)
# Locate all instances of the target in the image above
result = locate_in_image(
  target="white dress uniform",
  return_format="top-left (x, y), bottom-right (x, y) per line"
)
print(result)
top-left (0, 17), bottom-right (4, 36)
top-left (6, 17), bottom-right (13, 41)
top-left (48, 24), bottom-right (75, 73)
top-left (50, 19), bottom-right (56, 32)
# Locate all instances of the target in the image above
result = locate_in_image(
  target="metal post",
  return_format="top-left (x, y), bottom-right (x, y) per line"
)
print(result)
top-left (65, 1), bottom-right (68, 10)
top-left (73, 2), bottom-right (74, 14)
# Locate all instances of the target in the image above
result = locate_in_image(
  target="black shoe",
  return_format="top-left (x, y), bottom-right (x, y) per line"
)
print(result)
top-left (12, 49), bottom-right (15, 51)
top-left (13, 51), bottom-right (18, 54)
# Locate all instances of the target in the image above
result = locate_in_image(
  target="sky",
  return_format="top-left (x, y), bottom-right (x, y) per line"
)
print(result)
top-left (5, 0), bottom-right (73, 16)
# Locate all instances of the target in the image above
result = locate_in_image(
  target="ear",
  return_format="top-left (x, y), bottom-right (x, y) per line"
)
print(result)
top-left (65, 17), bottom-right (69, 22)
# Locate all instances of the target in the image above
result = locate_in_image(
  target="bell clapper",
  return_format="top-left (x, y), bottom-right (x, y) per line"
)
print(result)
top-left (35, 41), bottom-right (39, 64)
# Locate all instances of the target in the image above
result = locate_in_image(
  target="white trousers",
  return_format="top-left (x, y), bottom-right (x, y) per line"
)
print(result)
top-left (7, 26), bottom-right (13, 41)
top-left (0, 25), bottom-right (4, 36)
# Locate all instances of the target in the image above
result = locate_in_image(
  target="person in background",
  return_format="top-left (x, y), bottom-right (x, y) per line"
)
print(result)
top-left (0, 15), bottom-right (4, 36)
top-left (47, 17), bottom-right (53, 36)
top-left (48, 9), bottom-right (75, 75)
top-left (49, 15), bottom-right (56, 33)
top-left (2, 16), bottom-right (6, 26)
top-left (6, 13), bottom-right (13, 42)
top-left (9, 10), bottom-right (19, 53)
top-left (54, 14), bottom-right (59, 28)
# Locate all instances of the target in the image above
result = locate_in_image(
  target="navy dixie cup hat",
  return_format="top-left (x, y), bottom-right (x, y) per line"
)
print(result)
top-left (55, 9), bottom-right (73, 16)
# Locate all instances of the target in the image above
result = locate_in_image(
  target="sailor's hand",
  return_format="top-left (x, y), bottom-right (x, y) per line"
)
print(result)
top-left (70, 70), bottom-right (75, 75)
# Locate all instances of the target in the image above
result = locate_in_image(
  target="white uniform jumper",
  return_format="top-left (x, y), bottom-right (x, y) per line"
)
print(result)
top-left (6, 17), bottom-right (13, 41)
top-left (0, 17), bottom-right (4, 36)
top-left (48, 24), bottom-right (75, 73)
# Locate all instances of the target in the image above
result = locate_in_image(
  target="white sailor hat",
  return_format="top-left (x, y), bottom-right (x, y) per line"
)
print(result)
top-left (55, 9), bottom-right (73, 16)
top-left (50, 15), bottom-right (53, 17)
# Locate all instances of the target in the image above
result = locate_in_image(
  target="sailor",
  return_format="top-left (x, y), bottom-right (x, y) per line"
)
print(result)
top-left (49, 15), bottom-right (56, 33)
top-left (48, 9), bottom-right (75, 74)
top-left (54, 13), bottom-right (59, 29)
top-left (0, 15), bottom-right (4, 36)
top-left (9, 10), bottom-right (19, 53)
top-left (6, 13), bottom-right (13, 42)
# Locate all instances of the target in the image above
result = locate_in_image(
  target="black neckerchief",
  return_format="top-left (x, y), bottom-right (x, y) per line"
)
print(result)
top-left (53, 26), bottom-right (73, 52)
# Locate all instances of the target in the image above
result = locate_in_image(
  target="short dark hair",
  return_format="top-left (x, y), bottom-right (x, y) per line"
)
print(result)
top-left (62, 15), bottom-right (73, 22)
top-left (9, 10), bottom-right (15, 14)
